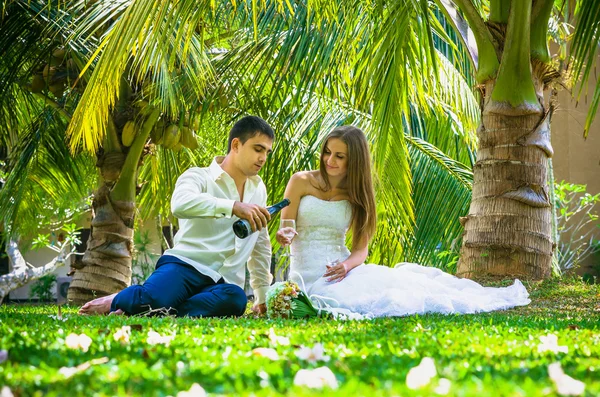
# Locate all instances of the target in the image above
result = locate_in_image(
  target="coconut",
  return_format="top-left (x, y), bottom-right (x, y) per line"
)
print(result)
top-left (52, 48), bottom-right (66, 61)
top-left (48, 82), bottom-right (65, 98)
top-left (122, 121), bottom-right (138, 147)
top-left (30, 74), bottom-right (45, 93)
top-left (162, 124), bottom-right (180, 149)
top-left (42, 64), bottom-right (57, 83)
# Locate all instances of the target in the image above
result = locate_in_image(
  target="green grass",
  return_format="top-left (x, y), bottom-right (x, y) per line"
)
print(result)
top-left (1, 277), bottom-right (599, 396)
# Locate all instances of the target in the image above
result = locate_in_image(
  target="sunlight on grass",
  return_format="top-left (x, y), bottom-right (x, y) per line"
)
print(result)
top-left (0, 279), bottom-right (598, 396)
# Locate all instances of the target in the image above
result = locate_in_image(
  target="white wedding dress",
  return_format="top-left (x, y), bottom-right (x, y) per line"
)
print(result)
top-left (289, 195), bottom-right (530, 318)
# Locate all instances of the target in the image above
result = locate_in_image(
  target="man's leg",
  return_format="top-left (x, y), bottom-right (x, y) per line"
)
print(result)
top-left (176, 281), bottom-right (247, 318)
top-left (110, 261), bottom-right (216, 315)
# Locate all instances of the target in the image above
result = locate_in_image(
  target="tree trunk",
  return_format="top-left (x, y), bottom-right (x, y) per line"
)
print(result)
top-left (66, 105), bottom-right (157, 305)
top-left (0, 239), bottom-right (70, 303)
top-left (67, 184), bottom-right (135, 304)
top-left (457, 76), bottom-right (553, 280)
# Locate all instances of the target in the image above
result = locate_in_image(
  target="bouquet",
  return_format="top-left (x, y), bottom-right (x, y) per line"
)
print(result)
top-left (266, 281), bottom-right (321, 319)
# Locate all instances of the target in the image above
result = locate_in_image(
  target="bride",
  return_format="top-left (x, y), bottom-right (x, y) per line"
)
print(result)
top-left (276, 125), bottom-right (530, 318)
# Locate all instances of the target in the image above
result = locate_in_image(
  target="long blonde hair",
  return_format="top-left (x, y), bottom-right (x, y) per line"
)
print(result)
top-left (319, 126), bottom-right (376, 248)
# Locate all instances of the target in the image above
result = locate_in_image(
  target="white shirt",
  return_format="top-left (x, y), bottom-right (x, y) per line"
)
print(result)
top-left (163, 156), bottom-right (273, 304)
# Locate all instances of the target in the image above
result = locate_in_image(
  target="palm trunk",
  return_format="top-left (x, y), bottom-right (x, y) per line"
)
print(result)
top-left (456, 1), bottom-right (555, 280)
top-left (456, 80), bottom-right (553, 279)
top-left (66, 183), bottom-right (135, 304)
top-left (67, 107), bottom-right (159, 304)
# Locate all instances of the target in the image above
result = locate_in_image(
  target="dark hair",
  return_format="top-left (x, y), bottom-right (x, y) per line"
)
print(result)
top-left (227, 116), bottom-right (275, 152)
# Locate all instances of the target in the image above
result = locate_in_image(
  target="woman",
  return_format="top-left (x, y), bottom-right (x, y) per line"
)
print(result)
top-left (276, 126), bottom-right (530, 318)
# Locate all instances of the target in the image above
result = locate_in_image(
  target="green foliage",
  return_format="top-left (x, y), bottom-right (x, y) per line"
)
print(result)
top-left (131, 230), bottom-right (160, 285)
top-left (31, 224), bottom-right (82, 255)
top-left (30, 274), bottom-right (57, 302)
top-left (554, 181), bottom-right (600, 273)
top-left (0, 278), bottom-right (598, 396)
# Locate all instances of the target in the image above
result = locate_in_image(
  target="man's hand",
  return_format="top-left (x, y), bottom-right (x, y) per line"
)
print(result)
top-left (232, 202), bottom-right (271, 232)
top-left (252, 303), bottom-right (267, 315)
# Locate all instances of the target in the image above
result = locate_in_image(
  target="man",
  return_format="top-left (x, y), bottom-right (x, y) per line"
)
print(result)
top-left (79, 115), bottom-right (275, 317)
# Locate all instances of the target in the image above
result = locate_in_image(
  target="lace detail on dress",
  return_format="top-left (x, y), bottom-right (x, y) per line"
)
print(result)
top-left (289, 195), bottom-right (352, 293)
top-left (289, 195), bottom-right (530, 318)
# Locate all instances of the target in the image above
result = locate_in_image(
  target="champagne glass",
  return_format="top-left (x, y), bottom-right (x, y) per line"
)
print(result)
top-left (325, 244), bottom-right (344, 269)
top-left (279, 219), bottom-right (296, 267)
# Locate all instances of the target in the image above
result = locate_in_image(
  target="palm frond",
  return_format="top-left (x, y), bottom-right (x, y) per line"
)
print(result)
top-left (66, 0), bottom-right (220, 152)
top-left (0, 105), bottom-right (95, 237)
top-left (569, 0), bottom-right (600, 137)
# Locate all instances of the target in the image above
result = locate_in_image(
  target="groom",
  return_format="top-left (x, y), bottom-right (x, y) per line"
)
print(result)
top-left (79, 115), bottom-right (275, 317)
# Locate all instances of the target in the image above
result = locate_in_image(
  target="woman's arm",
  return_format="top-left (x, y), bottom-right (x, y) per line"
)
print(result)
top-left (275, 172), bottom-right (307, 245)
top-left (324, 235), bottom-right (369, 282)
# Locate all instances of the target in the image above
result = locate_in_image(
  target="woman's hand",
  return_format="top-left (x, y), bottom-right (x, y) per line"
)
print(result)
top-left (276, 227), bottom-right (297, 246)
top-left (324, 262), bottom-right (349, 282)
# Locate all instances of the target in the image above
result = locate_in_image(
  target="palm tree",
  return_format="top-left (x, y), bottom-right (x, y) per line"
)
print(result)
top-left (436, 0), bottom-right (598, 279)
top-left (70, 0), bottom-right (600, 281)
top-left (0, 0), bottom-right (217, 303)
top-left (2, 0), bottom-right (477, 303)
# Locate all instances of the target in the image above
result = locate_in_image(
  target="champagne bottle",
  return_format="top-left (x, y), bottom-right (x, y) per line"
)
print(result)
top-left (233, 198), bottom-right (291, 239)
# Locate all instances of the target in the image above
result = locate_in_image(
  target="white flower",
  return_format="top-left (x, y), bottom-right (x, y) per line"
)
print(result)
top-left (0, 350), bottom-right (7, 364)
top-left (268, 328), bottom-right (290, 346)
top-left (65, 333), bottom-right (92, 352)
top-left (59, 366), bottom-right (79, 378)
top-left (548, 363), bottom-right (585, 396)
top-left (406, 357), bottom-right (437, 390)
top-left (176, 383), bottom-right (207, 397)
top-left (295, 343), bottom-right (330, 364)
top-left (434, 378), bottom-right (452, 395)
top-left (1, 386), bottom-right (14, 397)
top-left (252, 347), bottom-right (280, 361)
top-left (293, 366), bottom-right (339, 389)
top-left (113, 326), bottom-right (131, 345)
top-left (58, 357), bottom-right (109, 379)
top-left (538, 334), bottom-right (569, 354)
top-left (147, 330), bottom-right (175, 347)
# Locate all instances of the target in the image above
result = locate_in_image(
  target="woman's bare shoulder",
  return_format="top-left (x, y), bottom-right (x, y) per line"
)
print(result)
top-left (288, 170), bottom-right (320, 196)
top-left (290, 170), bottom-right (319, 184)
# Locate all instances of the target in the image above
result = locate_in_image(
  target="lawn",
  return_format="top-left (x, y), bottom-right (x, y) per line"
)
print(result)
top-left (1, 277), bottom-right (599, 396)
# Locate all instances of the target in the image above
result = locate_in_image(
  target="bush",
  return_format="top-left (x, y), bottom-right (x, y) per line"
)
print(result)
top-left (554, 181), bottom-right (600, 274)
top-left (30, 274), bottom-right (57, 302)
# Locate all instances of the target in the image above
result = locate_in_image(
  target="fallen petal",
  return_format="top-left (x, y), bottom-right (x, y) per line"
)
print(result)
top-left (294, 366), bottom-right (339, 389)
top-left (434, 378), bottom-right (452, 395)
top-left (252, 347), bottom-right (280, 361)
top-left (406, 357), bottom-right (437, 390)
top-left (176, 383), bottom-right (207, 397)
top-left (548, 363), bottom-right (585, 396)
top-left (1, 386), bottom-right (14, 397)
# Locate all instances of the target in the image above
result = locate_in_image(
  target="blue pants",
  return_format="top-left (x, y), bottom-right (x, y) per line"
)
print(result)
top-left (110, 255), bottom-right (247, 317)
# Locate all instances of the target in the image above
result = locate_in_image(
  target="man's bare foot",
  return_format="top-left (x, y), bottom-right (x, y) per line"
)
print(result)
top-left (78, 293), bottom-right (118, 315)
top-left (108, 309), bottom-right (124, 316)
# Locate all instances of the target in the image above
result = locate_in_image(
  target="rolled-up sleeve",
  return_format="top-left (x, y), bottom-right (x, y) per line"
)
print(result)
top-left (247, 226), bottom-right (273, 304)
top-left (171, 168), bottom-right (235, 219)
top-left (246, 183), bottom-right (273, 304)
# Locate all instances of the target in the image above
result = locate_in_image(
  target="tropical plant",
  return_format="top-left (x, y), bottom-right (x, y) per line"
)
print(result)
top-left (5, 0), bottom-right (597, 302)
top-left (0, 0), bottom-right (216, 303)
top-left (30, 274), bottom-right (57, 302)
top-left (554, 181), bottom-right (600, 273)
top-left (59, 0), bottom-right (600, 282)
top-left (130, 229), bottom-right (160, 285)
top-left (1, 0), bottom-right (478, 304)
